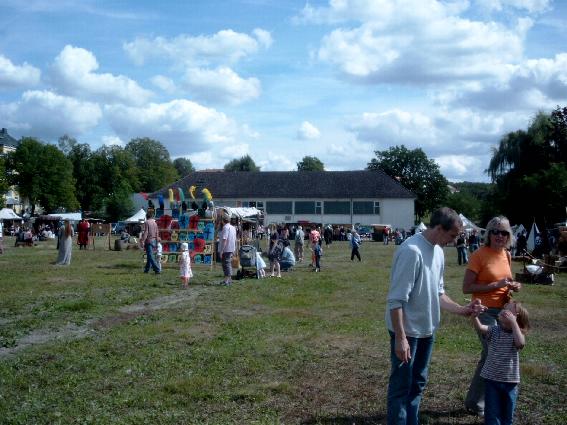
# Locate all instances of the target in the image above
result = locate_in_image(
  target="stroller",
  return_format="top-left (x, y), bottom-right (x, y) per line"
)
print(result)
top-left (235, 245), bottom-right (260, 280)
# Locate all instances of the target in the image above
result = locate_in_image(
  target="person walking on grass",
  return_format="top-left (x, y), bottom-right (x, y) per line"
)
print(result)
top-left (219, 215), bottom-right (236, 286)
top-left (140, 210), bottom-right (161, 274)
top-left (386, 207), bottom-right (486, 425)
top-left (179, 242), bottom-right (192, 289)
top-left (312, 242), bottom-right (322, 272)
top-left (56, 220), bottom-right (74, 265)
top-left (471, 301), bottom-right (529, 425)
top-left (350, 229), bottom-right (362, 261)
top-left (294, 225), bottom-right (305, 262)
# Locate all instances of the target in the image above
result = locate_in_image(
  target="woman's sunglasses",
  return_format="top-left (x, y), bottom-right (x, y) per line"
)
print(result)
top-left (490, 229), bottom-right (510, 237)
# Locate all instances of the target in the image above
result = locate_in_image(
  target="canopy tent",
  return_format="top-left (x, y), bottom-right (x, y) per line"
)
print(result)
top-left (417, 222), bottom-right (427, 231)
top-left (124, 208), bottom-right (147, 223)
top-left (512, 224), bottom-right (526, 239)
top-left (44, 212), bottom-right (82, 221)
top-left (218, 207), bottom-right (262, 219)
top-left (459, 213), bottom-right (482, 232)
top-left (527, 222), bottom-right (540, 252)
top-left (0, 208), bottom-right (22, 220)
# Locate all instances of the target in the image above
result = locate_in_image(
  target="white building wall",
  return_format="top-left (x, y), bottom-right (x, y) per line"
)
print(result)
top-left (379, 198), bottom-right (414, 230)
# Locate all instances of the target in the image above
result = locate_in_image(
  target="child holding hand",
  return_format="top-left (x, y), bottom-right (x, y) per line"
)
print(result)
top-left (179, 242), bottom-right (193, 289)
top-left (472, 301), bottom-right (530, 425)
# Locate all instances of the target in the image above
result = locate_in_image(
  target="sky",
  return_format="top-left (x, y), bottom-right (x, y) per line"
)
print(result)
top-left (1, 0), bottom-right (567, 182)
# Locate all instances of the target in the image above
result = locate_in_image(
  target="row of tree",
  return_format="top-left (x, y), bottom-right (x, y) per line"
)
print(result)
top-left (2, 106), bottom-right (565, 226)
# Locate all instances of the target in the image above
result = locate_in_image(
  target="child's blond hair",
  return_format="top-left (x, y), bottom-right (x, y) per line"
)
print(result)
top-left (513, 301), bottom-right (530, 334)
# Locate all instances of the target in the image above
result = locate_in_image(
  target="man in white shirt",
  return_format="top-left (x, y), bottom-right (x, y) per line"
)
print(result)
top-left (219, 216), bottom-right (237, 286)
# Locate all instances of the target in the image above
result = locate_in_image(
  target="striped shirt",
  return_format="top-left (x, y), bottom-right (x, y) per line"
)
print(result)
top-left (480, 325), bottom-right (521, 383)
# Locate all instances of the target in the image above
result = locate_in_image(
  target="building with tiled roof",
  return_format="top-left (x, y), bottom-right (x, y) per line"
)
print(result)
top-left (150, 170), bottom-right (416, 230)
top-left (0, 128), bottom-right (19, 154)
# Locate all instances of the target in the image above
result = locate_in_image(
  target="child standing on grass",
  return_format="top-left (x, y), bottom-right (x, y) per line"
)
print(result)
top-left (472, 301), bottom-right (530, 425)
top-left (313, 243), bottom-right (322, 272)
top-left (256, 251), bottom-right (266, 278)
top-left (156, 241), bottom-right (163, 273)
top-left (179, 242), bottom-right (192, 289)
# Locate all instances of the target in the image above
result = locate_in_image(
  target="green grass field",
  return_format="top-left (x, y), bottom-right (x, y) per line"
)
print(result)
top-left (0, 237), bottom-right (565, 424)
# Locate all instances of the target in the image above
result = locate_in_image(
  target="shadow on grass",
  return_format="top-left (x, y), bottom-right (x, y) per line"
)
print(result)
top-left (98, 263), bottom-right (140, 269)
top-left (301, 409), bottom-right (480, 425)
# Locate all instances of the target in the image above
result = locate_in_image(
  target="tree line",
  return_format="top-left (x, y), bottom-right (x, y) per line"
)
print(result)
top-left (2, 106), bottom-right (565, 227)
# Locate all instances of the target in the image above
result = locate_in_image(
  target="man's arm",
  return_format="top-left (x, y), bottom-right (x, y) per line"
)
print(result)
top-left (390, 307), bottom-right (411, 364)
top-left (440, 293), bottom-right (486, 316)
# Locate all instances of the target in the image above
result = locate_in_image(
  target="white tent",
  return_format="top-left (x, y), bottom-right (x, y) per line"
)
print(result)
top-left (527, 222), bottom-right (540, 252)
top-left (0, 208), bottom-right (22, 220)
top-left (459, 213), bottom-right (481, 232)
top-left (124, 208), bottom-right (146, 223)
top-left (44, 212), bottom-right (82, 221)
top-left (218, 207), bottom-right (262, 219)
top-left (417, 222), bottom-right (427, 231)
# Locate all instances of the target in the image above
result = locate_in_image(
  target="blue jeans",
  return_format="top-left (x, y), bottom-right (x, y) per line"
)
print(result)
top-left (387, 331), bottom-right (435, 425)
top-left (144, 240), bottom-right (160, 273)
top-left (457, 247), bottom-right (468, 265)
top-left (484, 379), bottom-right (517, 425)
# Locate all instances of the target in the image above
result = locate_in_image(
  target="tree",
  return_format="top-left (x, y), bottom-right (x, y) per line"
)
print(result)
top-left (446, 182), bottom-right (494, 224)
top-left (7, 138), bottom-right (78, 214)
top-left (173, 157), bottom-right (195, 177)
top-left (297, 156), bottom-right (325, 171)
top-left (487, 108), bottom-right (567, 226)
top-left (367, 145), bottom-right (449, 221)
top-left (125, 138), bottom-right (178, 192)
top-left (104, 180), bottom-right (135, 222)
top-left (224, 155), bottom-right (260, 171)
top-left (61, 137), bottom-right (99, 212)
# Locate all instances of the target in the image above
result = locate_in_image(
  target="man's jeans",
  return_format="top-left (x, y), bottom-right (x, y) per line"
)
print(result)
top-left (457, 246), bottom-right (468, 265)
top-left (387, 331), bottom-right (434, 425)
top-left (144, 240), bottom-right (160, 273)
top-left (484, 379), bottom-right (518, 425)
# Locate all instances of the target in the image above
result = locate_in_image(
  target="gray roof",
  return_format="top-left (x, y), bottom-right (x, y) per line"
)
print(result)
top-left (0, 128), bottom-right (18, 148)
top-left (151, 171), bottom-right (415, 199)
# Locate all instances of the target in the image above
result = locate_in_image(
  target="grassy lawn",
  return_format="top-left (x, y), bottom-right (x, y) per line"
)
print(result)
top-left (0, 236), bottom-right (565, 424)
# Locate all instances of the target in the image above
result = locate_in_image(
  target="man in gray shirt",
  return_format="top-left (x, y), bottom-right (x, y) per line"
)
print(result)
top-left (386, 207), bottom-right (485, 425)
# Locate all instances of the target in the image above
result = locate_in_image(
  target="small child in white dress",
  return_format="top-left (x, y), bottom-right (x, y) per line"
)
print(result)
top-left (179, 242), bottom-right (193, 288)
top-left (256, 251), bottom-right (266, 278)
top-left (156, 242), bottom-right (163, 272)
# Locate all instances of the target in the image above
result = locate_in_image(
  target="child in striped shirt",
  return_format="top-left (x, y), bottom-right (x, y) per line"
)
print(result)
top-left (472, 301), bottom-right (530, 425)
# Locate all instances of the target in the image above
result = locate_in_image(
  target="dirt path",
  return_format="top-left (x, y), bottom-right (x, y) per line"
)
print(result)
top-left (0, 287), bottom-right (207, 358)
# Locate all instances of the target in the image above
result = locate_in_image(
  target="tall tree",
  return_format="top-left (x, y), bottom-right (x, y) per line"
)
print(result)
top-left (104, 180), bottom-right (135, 222)
top-left (297, 156), bottom-right (325, 171)
top-left (125, 138), bottom-right (178, 192)
top-left (367, 145), bottom-right (449, 221)
top-left (61, 137), bottom-right (99, 212)
top-left (7, 138), bottom-right (78, 214)
top-left (173, 157), bottom-right (195, 177)
top-left (487, 108), bottom-right (567, 226)
top-left (224, 155), bottom-right (260, 171)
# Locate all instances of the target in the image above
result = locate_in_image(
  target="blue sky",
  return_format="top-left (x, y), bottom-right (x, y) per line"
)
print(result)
top-left (1, 0), bottom-right (567, 182)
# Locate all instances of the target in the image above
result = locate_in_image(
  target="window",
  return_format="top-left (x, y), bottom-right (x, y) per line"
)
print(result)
top-left (295, 201), bottom-right (315, 214)
top-left (324, 201), bottom-right (350, 214)
top-left (353, 201), bottom-right (380, 215)
top-left (241, 201), bottom-right (264, 211)
top-left (266, 201), bottom-right (292, 214)
top-left (315, 201), bottom-right (322, 214)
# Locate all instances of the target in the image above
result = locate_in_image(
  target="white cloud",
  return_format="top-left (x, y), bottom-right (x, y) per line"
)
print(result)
top-left (257, 153), bottom-right (296, 171)
top-left (101, 135), bottom-right (125, 146)
top-left (297, 121), bottom-right (321, 140)
top-left (0, 90), bottom-right (101, 139)
top-left (150, 75), bottom-right (177, 93)
top-left (301, 0), bottom-right (529, 85)
top-left (104, 99), bottom-right (243, 157)
top-left (0, 54), bottom-right (41, 89)
top-left (448, 53), bottom-right (567, 110)
top-left (434, 154), bottom-right (488, 182)
top-left (182, 67), bottom-right (260, 104)
top-left (50, 45), bottom-right (152, 105)
top-left (475, 0), bottom-right (551, 13)
top-left (123, 29), bottom-right (271, 67)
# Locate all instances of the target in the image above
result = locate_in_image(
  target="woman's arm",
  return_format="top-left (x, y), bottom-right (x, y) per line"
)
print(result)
top-left (462, 269), bottom-right (510, 294)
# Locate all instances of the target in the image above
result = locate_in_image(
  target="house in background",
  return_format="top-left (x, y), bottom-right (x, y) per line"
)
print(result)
top-left (149, 171), bottom-right (415, 231)
top-left (0, 128), bottom-right (19, 154)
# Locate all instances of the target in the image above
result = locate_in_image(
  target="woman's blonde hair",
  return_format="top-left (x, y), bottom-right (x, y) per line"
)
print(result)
top-left (484, 216), bottom-right (514, 249)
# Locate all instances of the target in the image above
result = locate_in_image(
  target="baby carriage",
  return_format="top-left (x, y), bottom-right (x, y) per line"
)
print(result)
top-left (235, 245), bottom-right (260, 279)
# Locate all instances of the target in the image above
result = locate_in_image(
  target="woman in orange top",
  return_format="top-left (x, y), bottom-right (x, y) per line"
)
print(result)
top-left (462, 216), bottom-right (522, 416)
